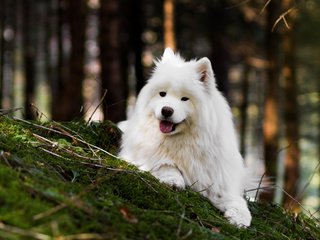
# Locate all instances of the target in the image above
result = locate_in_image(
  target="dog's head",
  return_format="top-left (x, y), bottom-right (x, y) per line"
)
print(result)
top-left (136, 48), bottom-right (216, 135)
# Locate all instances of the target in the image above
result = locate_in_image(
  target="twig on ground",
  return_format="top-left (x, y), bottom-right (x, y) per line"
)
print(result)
top-left (40, 147), bottom-right (71, 161)
top-left (33, 132), bottom-right (102, 162)
top-left (13, 117), bottom-right (121, 160)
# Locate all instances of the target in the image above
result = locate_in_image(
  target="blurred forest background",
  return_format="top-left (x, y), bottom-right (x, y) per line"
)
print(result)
top-left (0, 0), bottom-right (319, 218)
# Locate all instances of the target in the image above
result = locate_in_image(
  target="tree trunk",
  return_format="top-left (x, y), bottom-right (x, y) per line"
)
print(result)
top-left (1, 0), bottom-right (16, 111)
top-left (64, 0), bottom-right (87, 120)
top-left (99, 0), bottom-right (127, 122)
top-left (207, 2), bottom-right (230, 97)
top-left (52, 0), bottom-right (87, 121)
top-left (45, 0), bottom-right (56, 116)
top-left (261, 0), bottom-right (280, 202)
top-left (22, 0), bottom-right (37, 119)
top-left (163, 0), bottom-right (176, 50)
top-left (0, 0), bottom-right (4, 108)
top-left (52, 0), bottom-right (67, 120)
top-left (281, 0), bottom-right (300, 211)
top-left (130, 0), bottom-right (144, 94)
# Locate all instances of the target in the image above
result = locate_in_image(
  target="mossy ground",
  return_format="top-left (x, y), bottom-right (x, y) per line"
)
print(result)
top-left (0, 115), bottom-right (319, 239)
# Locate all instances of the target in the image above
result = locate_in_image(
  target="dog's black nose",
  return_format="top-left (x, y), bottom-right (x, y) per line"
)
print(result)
top-left (161, 106), bottom-right (174, 118)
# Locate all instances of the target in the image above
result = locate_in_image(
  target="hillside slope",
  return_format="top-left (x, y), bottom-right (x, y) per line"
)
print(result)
top-left (0, 116), bottom-right (319, 239)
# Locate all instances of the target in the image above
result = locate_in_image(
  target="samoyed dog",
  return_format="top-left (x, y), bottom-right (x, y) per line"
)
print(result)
top-left (118, 48), bottom-right (254, 227)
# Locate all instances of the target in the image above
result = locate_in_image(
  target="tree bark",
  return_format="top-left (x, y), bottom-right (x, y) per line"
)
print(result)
top-left (0, 0), bottom-right (4, 108)
top-left (130, 0), bottom-right (144, 94)
top-left (1, 0), bottom-right (16, 111)
top-left (52, 0), bottom-right (68, 120)
top-left (261, 0), bottom-right (280, 202)
top-left (281, 0), bottom-right (300, 211)
top-left (99, 0), bottom-right (127, 122)
top-left (22, 0), bottom-right (37, 119)
top-left (52, 0), bottom-right (87, 121)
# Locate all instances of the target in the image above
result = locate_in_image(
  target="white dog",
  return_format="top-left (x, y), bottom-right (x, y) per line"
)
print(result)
top-left (118, 48), bottom-right (254, 227)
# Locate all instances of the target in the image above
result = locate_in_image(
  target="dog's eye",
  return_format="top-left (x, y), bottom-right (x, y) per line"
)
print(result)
top-left (181, 97), bottom-right (189, 101)
top-left (159, 92), bottom-right (167, 97)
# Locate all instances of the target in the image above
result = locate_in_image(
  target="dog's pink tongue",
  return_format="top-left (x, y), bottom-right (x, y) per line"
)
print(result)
top-left (160, 120), bottom-right (174, 133)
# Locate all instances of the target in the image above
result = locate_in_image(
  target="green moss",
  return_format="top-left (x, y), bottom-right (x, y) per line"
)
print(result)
top-left (0, 116), bottom-right (319, 239)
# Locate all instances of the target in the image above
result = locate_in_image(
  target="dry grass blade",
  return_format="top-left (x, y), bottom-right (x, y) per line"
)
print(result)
top-left (0, 222), bottom-right (51, 240)
top-left (33, 204), bottom-right (67, 221)
top-left (55, 233), bottom-right (112, 240)
top-left (295, 161), bottom-right (320, 206)
top-left (274, 185), bottom-right (319, 222)
top-left (33, 175), bottom-right (112, 221)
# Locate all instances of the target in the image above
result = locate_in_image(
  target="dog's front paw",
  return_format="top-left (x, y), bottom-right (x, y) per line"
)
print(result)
top-left (160, 174), bottom-right (186, 190)
top-left (224, 204), bottom-right (252, 228)
top-left (152, 165), bottom-right (186, 190)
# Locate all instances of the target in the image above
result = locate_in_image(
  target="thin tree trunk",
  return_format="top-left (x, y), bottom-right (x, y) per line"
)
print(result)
top-left (261, 0), bottom-right (280, 202)
top-left (163, 0), bottom-right (176, 50)
top-left (281, 0), bottom-right (300, 211)
top-left (99, 0), bottom-right (127, 122)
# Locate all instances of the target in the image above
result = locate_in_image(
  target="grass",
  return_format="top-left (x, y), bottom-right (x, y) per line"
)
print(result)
top-left (0, 115), bottom-right (319, 239)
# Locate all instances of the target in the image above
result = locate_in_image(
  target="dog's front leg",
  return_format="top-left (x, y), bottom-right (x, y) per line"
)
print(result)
top-left (207, 191), bottom-right (252, 227)
top-left (151, 163), bottom-right (186, 190)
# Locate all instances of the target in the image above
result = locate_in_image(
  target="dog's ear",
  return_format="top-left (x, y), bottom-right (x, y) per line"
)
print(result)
top-left (162, 48), bottom-right (175, 61)
top-left (196, 57), bottom-right (214, 83)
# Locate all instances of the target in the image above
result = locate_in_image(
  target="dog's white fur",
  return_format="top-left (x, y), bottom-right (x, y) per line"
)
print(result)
top-left (118, 48), bottom-right (252, 227)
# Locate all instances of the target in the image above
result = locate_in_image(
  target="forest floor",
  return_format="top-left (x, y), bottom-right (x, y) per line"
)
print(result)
top-left (0, 115), bottom-right (319, 240)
